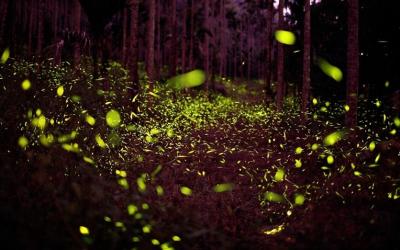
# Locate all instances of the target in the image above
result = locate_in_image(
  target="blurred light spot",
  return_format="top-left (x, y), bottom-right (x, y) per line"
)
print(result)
top-left (274, 168), bottom-right (285, 182)
top-left (213, 183), bottom-right (234, 192)
top-left (18, 136), bottom-right (29, 149)
top-left (295, 147), bottom-right (303, 154)
top-left (79, 226), bottom-right (90, 235)
top-left (294, 194), bottom-right (305, 205)
top-left (106, 109), bottom-right (121, 128)
top-left (21, 79), bottom-right (31, 90)
top-left (369, 141), bottom-right (376, 151)
top-left (1, 48), bottom-right (10, 64)
top-left (127, 204), bottom-right (138, 215)
top-left (95, 134), bottom-right (107, 148)
top-left (327, 155), bottom-right (334, 164)
top-left (57, 86), bottom-right (64, 96)
top-left (85, 115), bottom-right (96, 126)
top-left (275, 30), bottom-right (296, 45)
top-left (263, 224), bottom-right (285, 235)
top-left (167, 69), bottom-right (206, 90)
top-left (317, 58), bottom-right (343, 82)
top-left (295, 159), bottom-right (302, 168)
top-left (180, 186), bottom-right (192, 196)
top-left (264, 191), bottom-right (284, 202)
top-left (324, 131), bottom-right (345, 146)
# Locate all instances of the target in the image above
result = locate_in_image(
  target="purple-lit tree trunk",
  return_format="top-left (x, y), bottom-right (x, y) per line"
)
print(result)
top-left (265, 0), bottom-right (274, 103)
top-left (168, 0), bottom-right (177, 77)
top-left (37, 0), bottom-right (44, 54)
top-left (204, 0), bottom-right (210, 91)
top-left (73, 0), bottom-right (81, 66)
top-left (0, 0), bottom-right (9, 47)
top-left (345, 0), bottom-right (359, 127)
top-left (146, 0), bottom-right (155, 88)
top-left (188, 0), bottom-right (195, 69)
top-left (122, 8), bottom-right (128, 64)
top-left (128, 0), bottom-right (139, 86)
top-left (276, 0), bottom-right (285, 110)
top-left (301, 0), bottom-right (311, 120)
top-left (219, 0), bottom-right (226, 77)
top-left (181, 1), bottom-right (187, 73)
top-left (155, 0), bottom-right (161, 79)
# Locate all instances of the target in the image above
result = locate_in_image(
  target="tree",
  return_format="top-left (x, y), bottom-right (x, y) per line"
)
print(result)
top-left (181, 1), bottom-right (188, 73)
top-left (127, 0), bottom-right (139, 86)
top-left (146, 0), bottom-right (156, 88)
top-left (265, 0), bottom-right (274, 103)
top-left (345, 0), bottom-right (359, 127)
top-left (73, 0), bottom-right (82, 66)
top-left (204, 0), bottom-right (210, 91)
top-left (168, 0), bottom-right (177, 77)
top-left (301, 0), bottom-right (311, 120)
top-left (276, 0), bottom-right (285, 110)
top-left (0, 0), bottom-right (9, 48)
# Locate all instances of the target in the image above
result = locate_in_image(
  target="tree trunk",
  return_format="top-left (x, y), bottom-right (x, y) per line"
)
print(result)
top-left (204, 0), bottom-right (210, 91)
top-left (128, 0), bottom-right (139, 86)
top-left (155, 0), bottom-right (161, 79)
top-left (0, 0), bottom-right (9, 48)
top-left (345, 0), bottom-right (359, 127)
top-left (146, 0), bottom-right (155, 88)
top-left (188, 0), bottom-right (195, 69)
top-left (301, 0), bottom-right (311, 120)
top-left (276, 0), bottom-right (285, 111)
top-left (168, 0), bottom-right (177, 77)
top-left (73, 0), bottom-right (81, 66)
top-left (181, 1), bottom-right (187, 73)
top-left (36, 0), bottom-right (44, 54)
top-left (122, 8), bottom-right (128, 64)
top-left (219, 0), bottom-right (226, 77)
top-left (265, 0), bottom-right (274, 103)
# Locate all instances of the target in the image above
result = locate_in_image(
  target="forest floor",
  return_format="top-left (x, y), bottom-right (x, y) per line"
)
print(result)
top-left (1, 61), bottom-right (400, 249)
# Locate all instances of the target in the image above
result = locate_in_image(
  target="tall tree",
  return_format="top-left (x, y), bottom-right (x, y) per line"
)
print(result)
top-left (36, 0), bottom-right (44, 54)
top-left (146, 0), bottom-right (156, 88)
top-left (73, 0), bottom-right (81, 65)
top-left (265, 0), bottom-right (274, 103)
top-left (345, 0), bottom-right (359, 127)
top-left (276, 0), bottom-right (285, 110)
top-left (181, 1), bottom-right (188, 73)
top-left (204, 0), bottom-right (210, 90)
top-left (301, 0), bottom-right (311, 120)
top-left (128, 0), bottom-right (139, 86)
top-left (0, 0), bottom-right (9, 48)
top-left (168, 0), bottom-right (177, 77)
top-left (188, 0), bottom-right (195, 69)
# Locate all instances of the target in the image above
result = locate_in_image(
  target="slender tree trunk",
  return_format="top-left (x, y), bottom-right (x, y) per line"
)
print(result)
top-left (188, 0), bottom-right (195, 69)
top-left (36, 0), bottom-right (44, 54)
top-left (276, 0), bottom-right (285, 111)
top-left (53, 0), bottom-right (58, 42)
top-left (181, 1), bottom-right (187, 73)
top-left (146, 0), bottom-right (156, 88)
top-left (301, 0), bottom-right (311, 120)
top-left (0, 0), bottom-right (9, 47)
top-left (168, 0), bottom-right (177, 77)
top-left (73, 0), bottom-right (81, 66)
top-left (128, 0), bottom-right (139, 86)
top-left (219, 0), bottom-right (226, 77)
top-left (265, 0), bottom-right (274, 102)
top-left (204, 0), bottom-right (210, 90)
top-left (155, 0), bottom-right (161, 79)
top-left (122, 8), bottom-right (128, 64)
top-left (345, 0), bottom-right (359, 127)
